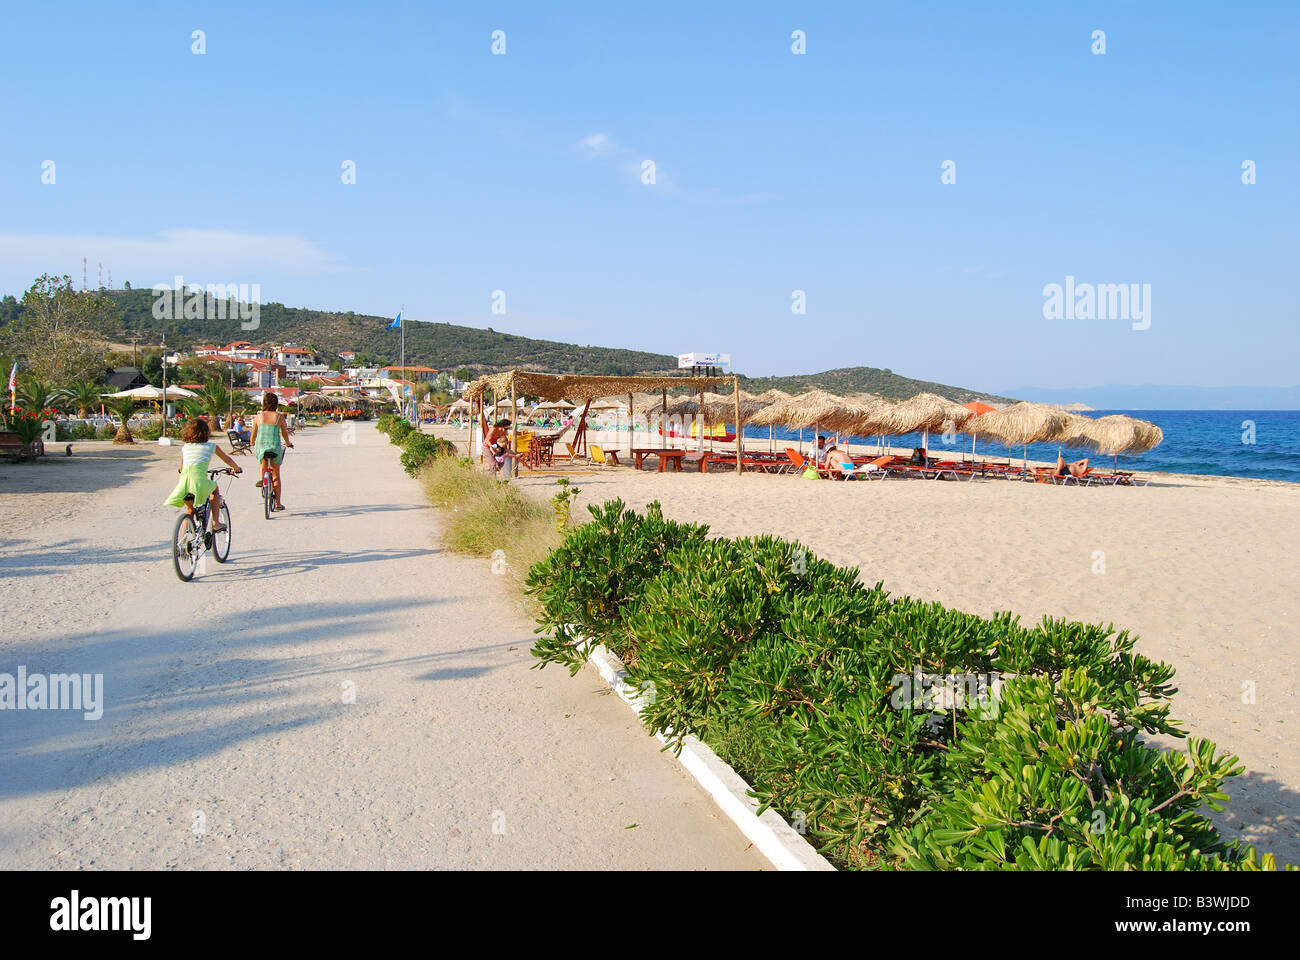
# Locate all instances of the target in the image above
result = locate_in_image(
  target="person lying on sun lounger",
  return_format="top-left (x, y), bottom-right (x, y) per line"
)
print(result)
top-left (825, 445), bottom-right (870, 479)
top-left (1055, 454), bottom-right (1090, 478)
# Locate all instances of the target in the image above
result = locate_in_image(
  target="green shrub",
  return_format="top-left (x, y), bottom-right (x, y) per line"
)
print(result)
top-left (376, 413), bottom-right (395, 434)
top-left (526, 500), bottom-right (709, 674)
top-left (388, 420), bottom-right (413, 445)
top-left (527, 500), bottom-right (1281, 872)
top-left (94, 424), bottom-right (114, 440)
top-left (400, 433), bottom-right (456, 477)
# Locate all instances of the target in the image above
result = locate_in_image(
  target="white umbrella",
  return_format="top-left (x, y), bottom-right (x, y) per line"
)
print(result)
top-left (104, 384), bottom-right (197, 399)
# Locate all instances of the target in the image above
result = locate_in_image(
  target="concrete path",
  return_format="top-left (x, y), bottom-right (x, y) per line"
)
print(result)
top-left (0, 423), bottom-right (762, 869)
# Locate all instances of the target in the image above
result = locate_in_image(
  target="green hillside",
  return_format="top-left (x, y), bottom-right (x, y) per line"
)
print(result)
top-left (1, 284), bottom-right (1012, 402)
top-left (739, 367), bottom-right (1010, 403)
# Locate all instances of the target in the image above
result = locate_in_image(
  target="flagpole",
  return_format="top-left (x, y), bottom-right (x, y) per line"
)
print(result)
top-left (400, 304), bottom-right (406, 418)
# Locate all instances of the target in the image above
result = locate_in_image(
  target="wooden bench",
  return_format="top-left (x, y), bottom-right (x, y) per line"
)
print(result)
top-left (0, 430), bottom-right (29, 462)
top-left (227, 429), bottom-right (251, 455)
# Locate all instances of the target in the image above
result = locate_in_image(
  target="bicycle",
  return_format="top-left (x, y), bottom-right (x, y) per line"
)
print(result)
top-left (172, 468), bottom-right (239, 582)
top-left (258, 443), bottom-right (292, 519)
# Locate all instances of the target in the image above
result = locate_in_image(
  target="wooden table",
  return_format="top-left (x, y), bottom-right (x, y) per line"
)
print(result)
top-left (632, 447), bottom-right (689, 472)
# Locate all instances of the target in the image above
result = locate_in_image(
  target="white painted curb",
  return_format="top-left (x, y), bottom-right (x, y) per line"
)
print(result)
top-left (582, 641), bottom-right (835, 872)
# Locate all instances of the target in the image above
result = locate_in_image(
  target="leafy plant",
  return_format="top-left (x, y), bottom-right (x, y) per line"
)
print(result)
top-left (526, 500), bottom-right (1284, 872)
top-left (550, 477), bottom-right (580, 532)
top-left (105, 397), bottom-right (138, 444)
top-left (526, 499), bottom-right (709, 673)
top-left (399, 432), bottom-right (456, 477)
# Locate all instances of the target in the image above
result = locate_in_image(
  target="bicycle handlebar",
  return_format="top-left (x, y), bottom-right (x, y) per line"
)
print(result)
top-left (208, 468), bottom-right (240, 478)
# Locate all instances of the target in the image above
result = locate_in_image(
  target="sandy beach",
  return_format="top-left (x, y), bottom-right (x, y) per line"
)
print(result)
top-left (0, 426), bottom-right (763, 870)
top-left (464, 426), bottom-right (1300, 864)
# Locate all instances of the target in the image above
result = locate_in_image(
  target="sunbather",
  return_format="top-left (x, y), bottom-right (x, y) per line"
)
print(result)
top-left (1055, 454), bottom-right (1090, 478)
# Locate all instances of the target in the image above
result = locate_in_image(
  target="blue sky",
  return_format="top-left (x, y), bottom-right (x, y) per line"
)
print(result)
top-left (1, 0), bottom-right (1296, 394)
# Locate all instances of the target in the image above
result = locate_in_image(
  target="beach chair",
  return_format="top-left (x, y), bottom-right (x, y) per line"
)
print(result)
top-left (590, 445), bottom-right (620, 467)
top-left (855, 455), bottom-right (896, 480)
top-left (514, 432), bottom-right (539, 471)
top-left (785, 448), bottom-right (829, 479)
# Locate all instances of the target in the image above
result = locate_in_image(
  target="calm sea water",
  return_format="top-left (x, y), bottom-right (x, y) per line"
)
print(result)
top-left (739, 410), bottom-right (1300, 484)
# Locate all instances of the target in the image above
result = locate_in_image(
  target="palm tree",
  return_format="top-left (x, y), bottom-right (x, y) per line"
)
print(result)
top-left (199, 382), bottom-right (232, 424)
top-left (17, 379), bottom-right (61, 417)
top-left (63, 380), bottom-right (104, 419)
top-left (106, 397), bottom-right (137, 444)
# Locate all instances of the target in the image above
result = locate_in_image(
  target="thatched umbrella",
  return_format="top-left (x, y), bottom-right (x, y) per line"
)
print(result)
top-left (296, 392), bottom-right (334, 413)
top-left (872, 393), bottom-right (973, 455)
top-left (1080, 414), bottom-right (1164, 468)
top-left (751, 389), bottom-right (794, 451)
top-left (748, 389), bottom-right (860, 458)
top-left (961, 401), bottom-right (1070, 470)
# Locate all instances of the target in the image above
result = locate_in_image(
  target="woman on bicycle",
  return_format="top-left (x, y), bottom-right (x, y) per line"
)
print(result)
top-left (164, 417), bottom-right (241, 531)
top-left (250, 393), bottom-right (294, 511)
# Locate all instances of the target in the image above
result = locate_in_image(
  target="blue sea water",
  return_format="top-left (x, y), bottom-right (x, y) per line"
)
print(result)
top-left (738, 411), bottom-right (1300, 484)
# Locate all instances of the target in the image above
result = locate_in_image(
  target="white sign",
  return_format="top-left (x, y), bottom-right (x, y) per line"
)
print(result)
top-left (678, 352), bottom-right (731, 369)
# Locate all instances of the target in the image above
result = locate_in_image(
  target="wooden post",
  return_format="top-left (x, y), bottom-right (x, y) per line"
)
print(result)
top-left (510, 378), bottom-right (518, 474)
top-left (628, 392), bottom-right (634, 458)
top-left (661, 389), bottom-right (667, 446)
top-left (733, 375), bottom-right (742, 475)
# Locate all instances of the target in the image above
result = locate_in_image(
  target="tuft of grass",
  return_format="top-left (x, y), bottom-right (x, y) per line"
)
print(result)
top-left (420, 456), bottom-right (561, 597)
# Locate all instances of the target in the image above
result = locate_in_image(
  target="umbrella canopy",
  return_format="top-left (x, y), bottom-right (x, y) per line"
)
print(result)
top-left (104, 384), bottom-right (197, 400)
top-left (533, 398), bottom-right (576, 411)
top-left (960, 401), bottom-right (1069, 446)
top-left (748, 389), bottom-right (860, 431)
top-left (447, 397), bottom-right (472, 411)
top-left (874, 392), bottom-right (973, 436)
top-left (963, 400), bottom-right (997, 417)
top-left (295, 392), bottom-right (334, 412)
top-left (1080, 414), bottom-right (1164, 456)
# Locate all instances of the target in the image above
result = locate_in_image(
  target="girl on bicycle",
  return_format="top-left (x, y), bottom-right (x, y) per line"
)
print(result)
top-left (250, 392), bottom-right (294, 511)
top-left (164, 417), bottom-right (241, 531)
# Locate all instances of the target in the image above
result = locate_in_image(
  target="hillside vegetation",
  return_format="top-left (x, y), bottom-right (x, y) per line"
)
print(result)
top-left (1, 284), bottom-right (1011, 401)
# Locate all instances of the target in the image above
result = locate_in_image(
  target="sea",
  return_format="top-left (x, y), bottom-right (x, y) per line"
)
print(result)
top-left (738, 410), bottom-right (1300, 484)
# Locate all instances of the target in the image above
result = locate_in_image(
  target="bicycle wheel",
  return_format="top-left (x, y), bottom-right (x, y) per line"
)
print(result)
top-left (264, 475), bottom-right (274, 519)
top-left (212, 502), bottom-right (232, 562)
top-left (172, 512), bottom-right (199, 582)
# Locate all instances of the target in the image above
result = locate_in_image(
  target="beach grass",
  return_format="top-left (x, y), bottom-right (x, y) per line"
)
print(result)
top-left (420, 456), bottom-right (561, 595)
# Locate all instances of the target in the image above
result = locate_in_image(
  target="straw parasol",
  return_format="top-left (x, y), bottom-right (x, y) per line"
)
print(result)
top-left (871, 392), bottom-right (973, 453)
top-left (1079, 414), bottom-right (1164, 467)
top-left (960, 401), bottom-right (1070, 469)
top-left (296, 392), bottom-right (334, 412)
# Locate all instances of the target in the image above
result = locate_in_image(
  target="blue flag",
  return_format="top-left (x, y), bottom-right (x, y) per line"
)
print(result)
top-left (387, 312), bottom-right (402, 330)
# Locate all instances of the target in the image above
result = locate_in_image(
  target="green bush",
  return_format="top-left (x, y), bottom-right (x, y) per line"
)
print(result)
top-left (526, 500), bottom-right (709, 674)
top-left (527, 501), bottom-right (1281, 872)
top-left (94, 424), bottom-right (115, 440)
top-left (399, 433), bottom-right (456, 477)
top-left (376, 413), bottom-right (395, 435)
top-left (388, 419), bottom-right (413, 445)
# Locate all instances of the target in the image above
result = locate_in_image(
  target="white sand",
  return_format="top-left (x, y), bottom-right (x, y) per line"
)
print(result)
top-left (500, 435), bottom-right (1300, 864)
top-left (0, 427), bottom-right (763, 869)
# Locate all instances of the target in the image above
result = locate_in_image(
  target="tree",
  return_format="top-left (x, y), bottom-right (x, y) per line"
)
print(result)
top-left (1, 275), bottom-right (116, 383)
top-left (106, 397), bottom-right (137, 444)
top-left (17, 379), bottom-right (62, 416)
top-left (64, 380), bottom-right (105, 418)
top-left (142, 351), bottom-right (164, 387)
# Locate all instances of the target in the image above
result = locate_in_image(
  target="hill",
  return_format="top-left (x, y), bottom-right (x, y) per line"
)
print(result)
top-left (2, 284), bottom-right (1013, 402)
top-left (739, 367), bottom-right (1010, 404)
top-left (94, 289), bottom-right (675, 377)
